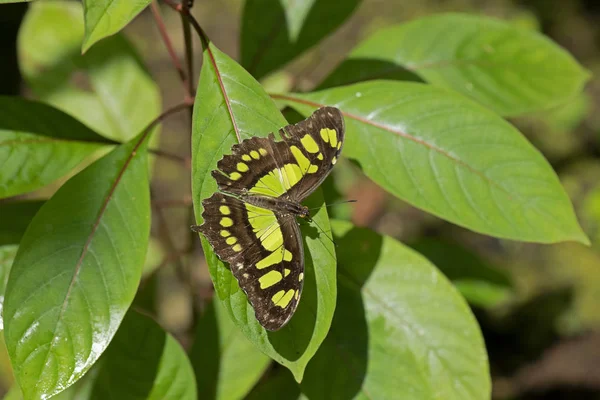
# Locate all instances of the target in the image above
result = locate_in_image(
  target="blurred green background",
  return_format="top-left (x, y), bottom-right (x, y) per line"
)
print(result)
top-left (2, 0), bottom-right (600, 399)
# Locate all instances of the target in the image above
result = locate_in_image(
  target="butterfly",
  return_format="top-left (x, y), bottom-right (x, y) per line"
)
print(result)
top-left (192, 107), bottom-right (345, 330)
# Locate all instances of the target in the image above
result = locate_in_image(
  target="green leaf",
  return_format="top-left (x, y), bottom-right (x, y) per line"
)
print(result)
top-left (276, 81), bottom-right (588, 244)
top-left (192, 42), bottom-right (336, 381)
top-left (0, 201), bottom-right (45, 246)
top-left (411, 238), bottom-right (513, 308)
top-left (301, 220), bottom-right (490, 400)
top-left (322, 13), bottom-right (590, 116)
top-left (241, 0), bottom-right (361, 79)
top-left (0, 97), bottom-right (111, 199)
top-left (89, 310), bottom-right (196, 399)
top-left (81, 0), bottom-right (152, 53)
top-left (0, 246), bottom-right (18, 331)
top-left (190, 299), bottom-right (270, 400)
top-left (3, 134), bottom-right (151, 400)
top-left (18, 1), bottom-right (161, 142)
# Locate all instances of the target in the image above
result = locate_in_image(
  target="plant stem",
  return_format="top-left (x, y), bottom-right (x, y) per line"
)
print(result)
top-left (161, 0), bottom-right (209, 50)
top-left (150, 1), bottom-right (191, 100)
top-left (148, 148), bottom-right (191, 168)
top-left (180, 0), bottom-right (195, 106)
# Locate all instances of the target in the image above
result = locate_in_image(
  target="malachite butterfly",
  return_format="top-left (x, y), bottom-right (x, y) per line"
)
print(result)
top-left (193, 107), bottom-right (345, 330)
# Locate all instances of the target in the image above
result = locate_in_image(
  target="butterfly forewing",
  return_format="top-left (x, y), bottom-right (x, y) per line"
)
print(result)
top-left (196, 107), bottom-right (344, 330)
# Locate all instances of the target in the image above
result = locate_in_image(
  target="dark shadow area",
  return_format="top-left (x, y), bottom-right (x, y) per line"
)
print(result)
top-left (477, 287), bottom-right (574, 376)
top-left (90, 310), bottom-right (164, 399)
top-left (133, 274), bottom-right (158, 315)
top-left (410, 237), bottom-right (512, 288)
top-left (316, 58), bottom-right (423, 91)
top-left (301, 225), bottom-right (380, 399)
top-left (189, 299), bottom-right (221, 400)
top-left (0, 98), bottom-right (113, 143)
top-left (0, 200), bottom-right (45, 246)
top-left (245, 365), bottom-right (302, 400)
top-left (241, 0), bottom-right (361, 79)
top-left (0, 3), bottom-right (26, 96)
top-left (281, 107), bottom-right (305, 125)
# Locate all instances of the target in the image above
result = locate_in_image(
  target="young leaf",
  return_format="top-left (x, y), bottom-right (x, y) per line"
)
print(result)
top-left (89, 310), bottom-right (197, 399)
top-left (192, 42), bottom-right (336, 381)
top-left (190, 299), bottom-right (270, 400)
top-left (3, 134), bottom-right (151, 400)
top-left (18, 1), bottom-right (161, 142)
top-left (240, 0), bottom-right (361, 79)
top-left (320, 13), bottom-right (590, 116)
top-left (81, 0), bottom-right (152, 53)
top-left (0, 97), bottom-right (111, 199)
top-left (301, 220), bottom-right (491, 400)
top-left (276, 81), bottom-right (589, 244)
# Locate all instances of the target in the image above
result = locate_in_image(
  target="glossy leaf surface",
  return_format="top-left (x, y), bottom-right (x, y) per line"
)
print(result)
top-left (277, 81), bottom-right (588, 244)
top-left (321, 13), bottom-right (590, 116)
top-left (3, 135), bottom-right (150, 399)
top-left (301, 220), bottom-right (490, 400)
top-left (89, 310), bottom-right (196, 400)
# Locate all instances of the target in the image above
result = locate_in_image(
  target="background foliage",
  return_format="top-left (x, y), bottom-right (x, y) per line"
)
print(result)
top-left (0, 0), bottom-right (599, 399)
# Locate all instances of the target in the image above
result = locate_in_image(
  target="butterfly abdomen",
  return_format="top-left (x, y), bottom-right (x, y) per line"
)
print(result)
top-left (242, 194), bottom-right (309, 218)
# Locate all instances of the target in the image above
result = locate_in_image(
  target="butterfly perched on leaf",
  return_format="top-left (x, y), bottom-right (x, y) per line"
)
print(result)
top-left (192, 107), bottom-right (345, 330)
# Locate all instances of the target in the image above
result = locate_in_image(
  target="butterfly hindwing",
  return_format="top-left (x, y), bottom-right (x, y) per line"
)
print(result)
top-left (198, 192), bottom-right (304, 330)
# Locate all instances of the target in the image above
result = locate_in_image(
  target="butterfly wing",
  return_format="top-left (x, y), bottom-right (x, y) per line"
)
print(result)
top-left (277, 106), bottom-right (345, 201)
top-left (196, 192), bottom-right (304, 330)
top-left (211, 107), bottom-right (345, 202)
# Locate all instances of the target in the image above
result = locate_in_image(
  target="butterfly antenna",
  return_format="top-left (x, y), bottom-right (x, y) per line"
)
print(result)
top-left (308, 199), bottom-right (357, 211)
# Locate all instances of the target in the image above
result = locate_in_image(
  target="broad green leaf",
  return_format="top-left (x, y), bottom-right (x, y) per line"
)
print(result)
top-left (321, 13), bottom-right (590, 116)
top-left (89, 310), bottom-right (196, 399)
top-left (0, 97), bottom-right (111, 198)
top-left (0, 246), bottom-right (18, 331)
top-left (3, 134), bottom-right (151, 400)
top-left (81, 0), bottom-right (152, 53)
top-left (411, 238), bottom-right (513, 308)
top-left (190, 299), bottom-right (270, 400)
top-left (192, 42), bottom-right (336, 381)
top-left (0, 201), bottom-right (45, 246)
top-left (241, 0), bottom-right (361, 79)
top-left (301, 220), bottom-right (490, 400)
top-left (19, 1), bottom-right (161, 142)
top-left (3, 365), bottom-right (96, 400)
top-left (276, 81), bottom-right (588, 244)
top-left (0, 1), bottom-right (32, 3)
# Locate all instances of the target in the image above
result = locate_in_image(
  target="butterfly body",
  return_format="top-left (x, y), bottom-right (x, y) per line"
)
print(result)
top-left (241, 193), bottom-right (310, 218)
top-left (194, 107), bottom-right (345, 331)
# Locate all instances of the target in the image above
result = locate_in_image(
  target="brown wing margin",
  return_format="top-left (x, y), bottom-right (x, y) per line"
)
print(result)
top-left (195, 192), bottom-right (304, 330)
